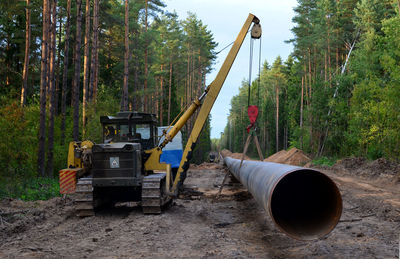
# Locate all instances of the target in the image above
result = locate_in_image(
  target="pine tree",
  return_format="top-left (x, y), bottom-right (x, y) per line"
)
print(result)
top-left (82, 0), bottom-right (91, 136)
top-left (21, 0), bottom-right (31, 107)
top-left (61, 0), bottom-right (72, 145)
top-left (122, 0), bottom-right (129, 111)
top-left (46, 0), bottom-right (57, 177)
top-left (72, 0), bottom-right (83, 141)
top-left (38, 0), bottom-right (49, 176)
top-left (89, 0), bottom-right (99, 101)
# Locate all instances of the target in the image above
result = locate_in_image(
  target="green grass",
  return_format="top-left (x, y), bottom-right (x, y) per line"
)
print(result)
top-left (0, 177), bottom-right (61, 201)
top-left (312, 156), bottom-right (337, 167)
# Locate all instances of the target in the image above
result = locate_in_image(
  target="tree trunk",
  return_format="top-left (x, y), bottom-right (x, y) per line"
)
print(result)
top-left (263, 124), bottom-right (266, 153)
top-left (303, 60), bottom-right (309, 106)
top-left (308, 50), bottom-right (313, 150)
top-left (284, 125), bottom-right (288, 150)
top-left (55, 14), bottom-right (62, 116)
top-left (184, 46), bottom-right (190, 133)
top-left (143, 0), bottom-right (148, 112)
top-left (38, 0), bottom-right (49, 177)
top-left (190, 50), bottom-right (194, 99)
top-left (308, 48), bottom-right (312, 99)
top-left (327, 26), bottom-right (332, 86)
top-left (313, 45), bottom-right (316, 81)
top-left (188, 50), bottom-right (193, 132)
top-left (324, 51), bottom-right (327, 82)
top-left (46, 2), bottom-right (51, 96)
top-left (89, 0), bottom-right (99, 102)
top-left (266, 117), bottom-right (270, 156)
top-left (46, 0), bottom-right (57, 177)
top-left (122, 0), bottom-right (129, 111)
top-left (72, 0), bottom-right (83, 141)
top-left (186, 47), bottom-right (189, 107)
top-left (168, 60), bottom-right (172, 125)
top-left (5, 38), bottom-right (10, 87)
top-left (159, 64), bottom-right (163, 125)
top-left (198, 51), bottom-right (202, 94)
top-left (61, 0), bottom-right (71, 145)
top-left (133, 30), bottom-right (139, 111)
top-left (93, 32), bottom-right (99, 102)
top-left (275, 84), bottom-right (279, 153)
top-left (336, 34), bottom-right (339, 72)
top-left (21, 0), bottom-right (31, 107)
top-left (82, 0), bottom-right (91, 136)
top-left (300, 76), bottom-right (304, 149)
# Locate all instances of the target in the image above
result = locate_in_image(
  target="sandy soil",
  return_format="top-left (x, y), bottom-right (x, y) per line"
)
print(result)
top-left (0, 161), bottom-right (399, 258)
top-left (263, 147), bottom-right (311, 166)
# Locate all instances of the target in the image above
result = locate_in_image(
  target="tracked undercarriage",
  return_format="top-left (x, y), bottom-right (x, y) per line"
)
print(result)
top-left (74, 173), bottom-right (171, 217)
top-left (142, 173), bottom-right (171, 214)
top-left (74, 177), bottom-right (94, 217)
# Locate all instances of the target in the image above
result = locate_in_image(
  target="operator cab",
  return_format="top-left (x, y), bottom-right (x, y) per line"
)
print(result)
top-left (100, 111), bottom-right (158, 150)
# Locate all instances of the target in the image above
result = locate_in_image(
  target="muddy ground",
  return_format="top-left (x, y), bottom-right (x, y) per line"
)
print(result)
top-left (0, 160), bottom-right (399, 258)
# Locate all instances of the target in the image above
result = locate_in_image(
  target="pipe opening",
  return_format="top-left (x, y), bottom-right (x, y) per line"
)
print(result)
top-left (270, 170), bottom-right (342, 240)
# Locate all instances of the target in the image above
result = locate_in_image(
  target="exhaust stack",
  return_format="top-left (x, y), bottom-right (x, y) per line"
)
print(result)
top-left (224, 156), bottom-right (342, 240)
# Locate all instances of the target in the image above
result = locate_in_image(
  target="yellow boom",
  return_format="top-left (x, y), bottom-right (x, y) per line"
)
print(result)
top-left (145, 13), bottom-right (261, 195)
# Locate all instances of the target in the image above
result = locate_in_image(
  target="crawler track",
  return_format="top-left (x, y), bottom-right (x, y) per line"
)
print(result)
top-left (74, 177), bottom-right (95, 217)
top-left (142, 173), bottom-right (171, 214)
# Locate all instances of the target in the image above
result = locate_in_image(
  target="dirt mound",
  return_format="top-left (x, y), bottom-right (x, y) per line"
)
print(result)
top-left (334, 157), bottom-right (367, 170)
top-left (369, 158), bottom-right (400, 177)
top-left (333, 157), bottom-right (400, 180)
top-left (0, 197), bottom-right (74, 242)
top-left (263, 150), bottom-right (287, 163)
top-left (221, 148), bottom-right (310, 166)
top-left (264, 147), bottom-right (311, 166)
top-left (220, 149), bottom-right (251, 160)
top-left (284, 148), bottom-right (312, 166)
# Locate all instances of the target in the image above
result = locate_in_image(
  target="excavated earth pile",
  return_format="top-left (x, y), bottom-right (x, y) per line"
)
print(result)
top-left (333, 157), bottom-right (400, 182)
top-left (263, 147), bottom-right (311, 166)
top-left (221, 149), bottom-right (251, 160)
top-left (221, 147), bottom-right (312, 166)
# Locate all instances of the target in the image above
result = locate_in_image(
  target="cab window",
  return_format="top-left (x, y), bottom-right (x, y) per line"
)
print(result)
top-left (104, 124), bottom-right (117, 143)
top-left (136, 124), bottom-right (150, 140)
top-left (119, 124), bottom-right (130, 141)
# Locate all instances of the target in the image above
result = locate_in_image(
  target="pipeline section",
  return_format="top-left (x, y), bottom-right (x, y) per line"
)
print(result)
top-left (224, 156), bottom-right (342, 240)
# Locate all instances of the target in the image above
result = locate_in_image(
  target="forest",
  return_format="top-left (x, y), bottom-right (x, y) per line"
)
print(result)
top-left (0, 0), bottom-right (216, 199)
top-left (221, 0), bottom-right (400, 162)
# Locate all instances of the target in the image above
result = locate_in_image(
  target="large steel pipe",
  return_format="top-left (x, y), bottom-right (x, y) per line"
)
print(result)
top-left (224, 156), bottom-right (342, 240)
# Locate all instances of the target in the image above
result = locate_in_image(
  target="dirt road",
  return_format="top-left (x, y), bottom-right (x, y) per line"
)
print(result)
top-left (0, 162), bottom-right (399, 258)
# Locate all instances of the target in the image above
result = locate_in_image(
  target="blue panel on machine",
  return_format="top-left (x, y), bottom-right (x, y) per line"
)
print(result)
top-left (160, 150), bottom-right (183, 168)
top-left (158, 126), bottom-right (183, 169)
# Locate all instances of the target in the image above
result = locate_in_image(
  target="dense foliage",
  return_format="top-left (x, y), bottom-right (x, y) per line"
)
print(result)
top-left (221, 0), bottom-right (400, 161)
top-left (0, 0), bottom-right (216, 198)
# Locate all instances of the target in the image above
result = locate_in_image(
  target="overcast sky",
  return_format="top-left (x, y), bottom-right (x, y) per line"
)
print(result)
top-left (165, 0), bottom-right (298, 138)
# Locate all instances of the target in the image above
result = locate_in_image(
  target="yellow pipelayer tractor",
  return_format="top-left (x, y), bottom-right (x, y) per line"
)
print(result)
top-left (61, 14), bottom-right (261, 216)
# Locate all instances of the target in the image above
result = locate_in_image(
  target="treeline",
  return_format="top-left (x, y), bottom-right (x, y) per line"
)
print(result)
top-left (0, 0), bottom-right (216, 187)
top-left (221, 0), bottom-right (400, 160)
